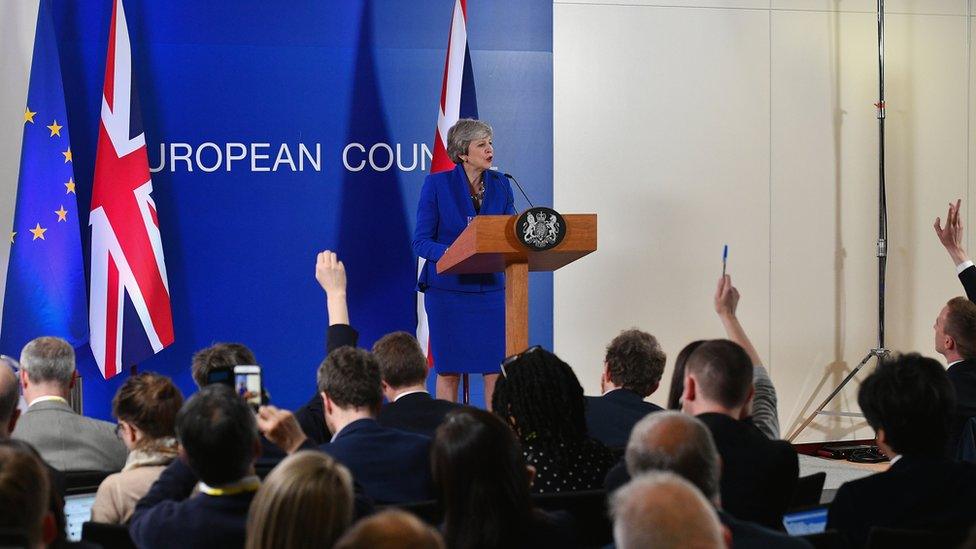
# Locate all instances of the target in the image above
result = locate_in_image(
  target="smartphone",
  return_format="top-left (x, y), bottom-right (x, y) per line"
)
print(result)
top-left (233, 365), bottom-right (262, 410)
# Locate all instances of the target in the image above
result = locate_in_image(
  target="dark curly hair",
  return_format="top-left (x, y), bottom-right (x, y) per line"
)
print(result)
top-left (492, 347), bottom-right (588, 466)
top-left (605, 329), bottom-right (666, 397)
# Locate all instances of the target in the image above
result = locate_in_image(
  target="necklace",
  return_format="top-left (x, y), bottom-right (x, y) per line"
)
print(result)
top-left (469, 176), bottom-right (485, 201)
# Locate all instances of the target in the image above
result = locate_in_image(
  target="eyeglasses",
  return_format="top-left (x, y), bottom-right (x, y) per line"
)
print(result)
top-left (500, 345), bottom-right (542, 378)
top-left (114, 422), bottom-right (126, 440)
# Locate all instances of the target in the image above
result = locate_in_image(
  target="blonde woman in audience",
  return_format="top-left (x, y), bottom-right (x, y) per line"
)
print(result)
top-left (333, 509), bottom-right (444, 549)
top-left (91, 372), bottom-right (183, 524)
top-left (246, 451), bottom-right (354, 549)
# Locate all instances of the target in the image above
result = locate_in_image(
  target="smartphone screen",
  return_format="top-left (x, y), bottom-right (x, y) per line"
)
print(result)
top-left (233, 365), bottom-right (262, 409)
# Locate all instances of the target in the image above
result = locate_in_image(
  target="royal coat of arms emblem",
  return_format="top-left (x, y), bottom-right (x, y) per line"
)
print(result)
top-left (515, 207), bottom-right (566, 251)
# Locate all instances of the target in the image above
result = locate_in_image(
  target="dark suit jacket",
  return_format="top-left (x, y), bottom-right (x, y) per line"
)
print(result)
top-left (129, 459), bottom-right (255, 549)
top-left (948, 359), bottom-right (976, 458)
top-left (826, 455), bottom-right (976, 548)
top-left (585, 389), bottom-right (663, 449)
top-left (295, 324), bottom-right (359, 444)
top-left (412, 164), bottom-right (515, 292)
top-left (320, 418), bottom-right (432, 504)
top-left (377, 391), bottom-right (463, 438)
top-left (698, 413), bottom-right (798, 530)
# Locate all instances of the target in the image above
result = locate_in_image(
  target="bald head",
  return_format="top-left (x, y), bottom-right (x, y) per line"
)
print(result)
top-left (611, 472), bottom-right (725, 549)
top-left (625, 411), bottom-right (721, 501)
top-left (0, 360), bottom-right (20, 438)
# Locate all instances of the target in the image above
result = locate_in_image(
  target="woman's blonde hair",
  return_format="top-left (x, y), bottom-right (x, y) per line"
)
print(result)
top-left (245, 451), bottom-right (354, 549)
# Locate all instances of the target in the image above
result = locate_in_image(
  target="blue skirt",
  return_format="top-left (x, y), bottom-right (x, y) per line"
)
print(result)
top-left (424, 287), bottom-right (505, 375)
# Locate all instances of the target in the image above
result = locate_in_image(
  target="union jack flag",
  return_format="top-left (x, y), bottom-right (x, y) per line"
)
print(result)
top-left (89, 0), bottom-right (173, 379)
top-left (417, 0), bottom-right (479, 367)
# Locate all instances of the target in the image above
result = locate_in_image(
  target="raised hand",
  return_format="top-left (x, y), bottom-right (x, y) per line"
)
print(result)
top-left (256, 405), bottom-right (308, 454)
top-left (934, 199), bottom-right (968, 265)
top-left (315, 250), bottom-right (347, 296)
top-left (714, 274), bottom-right (740, 319)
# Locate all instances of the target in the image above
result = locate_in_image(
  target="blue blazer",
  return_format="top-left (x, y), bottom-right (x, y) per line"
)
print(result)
top-left (413, 164), bottom-right (516, 292)
top-left (320, 418), bottom-right (433, 504)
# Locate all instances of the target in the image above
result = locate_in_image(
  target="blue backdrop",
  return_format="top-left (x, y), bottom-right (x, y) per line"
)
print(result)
top-left (40, 0), bottom-right (552, 418)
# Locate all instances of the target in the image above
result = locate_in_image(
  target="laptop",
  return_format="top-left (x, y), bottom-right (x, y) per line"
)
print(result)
top-left (63, 492), bottom-right (97, 542)
top-left (783, 506), bottom-right (829, 536)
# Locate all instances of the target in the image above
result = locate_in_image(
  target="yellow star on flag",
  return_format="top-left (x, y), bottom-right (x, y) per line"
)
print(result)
top-left (29, 223), bottom-right (47, 241)
top-left (10, 232), bottom-right (15, 244)
top-left (55, 206), bottom-right (68, 222)
top-left (24, 107), bottom-right (36, 124)
top-left (47, 120), bottom-right (63, 137)
top-left (62, 147), bottom-right (72, 163)
top-left (65, 178), bottom-right (76, 194)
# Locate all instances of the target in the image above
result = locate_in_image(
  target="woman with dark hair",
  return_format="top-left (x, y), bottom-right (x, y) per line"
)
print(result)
top-left (432, 407), bottom-right (575, 549)
top-left (667, 340), bottom-right (707, 410)
top-left (91, 372), bottom-right (183, 523)
top-left (492, 346), bottom-right (616, 494)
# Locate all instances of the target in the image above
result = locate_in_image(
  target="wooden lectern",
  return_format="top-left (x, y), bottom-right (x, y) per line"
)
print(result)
top-left (437, 214), bottom-right (598, 361)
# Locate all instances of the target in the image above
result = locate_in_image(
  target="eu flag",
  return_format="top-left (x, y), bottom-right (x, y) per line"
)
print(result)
top-left (0, 0), bottom-right (88, 355)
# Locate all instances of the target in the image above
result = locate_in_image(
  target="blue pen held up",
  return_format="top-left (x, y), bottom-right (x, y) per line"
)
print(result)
top-left (722, 245), bottom-right (728, 278)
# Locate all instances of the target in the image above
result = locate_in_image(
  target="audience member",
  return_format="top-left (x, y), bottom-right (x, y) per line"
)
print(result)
top-left (680, 339), bottom-right (798, 528)
top-left (258, 346), bottom-right (432, 504)
top-left (585, 329), bottom-right (665, 448)
top-left (374, 331), bottom-right (461, 437)
top-left (606, 412), bottom-right (811, 548)
top-left (295, 250), bottom-right (360, 444)
top-left (826, 353), bottom-right (976, 548)
top-left (13, 336), bottom-right (127, 471)
top-left (190, 342), bottom-right (257, 389)
top-left (492, 346), bottom-right (617, 494)
top-left (610, 472), bottom-right (726, 549)
top-left (933, 297), bottom-right (976, 456)
top-left (129, 384), bottom-right (262, 549)
top-left (432, 407), bottom-right (576, 549)
top-left (246, 450), bottom-right (354, 549)
top-left (934, 201), bottom-right (976, 458)
top-left (666, 340), bottom-right (706, 411)
top-left (0, 439), bottom-right (57, 548)
top-left (333, 509), bottom-right (444, 549)
top-left (668, 275), bottom-right (780, 439)
top-left (0, 357), bottom-right (21, 439)
top-left (91, 373), bottom-right (183, 524)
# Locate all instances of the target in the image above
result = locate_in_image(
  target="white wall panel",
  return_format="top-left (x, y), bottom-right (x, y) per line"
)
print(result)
top-left (555, 0), bottom-right (975, 442)
top-left (554, 3), bottom-right (771, 401)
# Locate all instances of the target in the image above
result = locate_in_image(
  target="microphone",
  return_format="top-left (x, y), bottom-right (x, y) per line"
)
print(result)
top-left (503, 172), bottom-right (535, 209)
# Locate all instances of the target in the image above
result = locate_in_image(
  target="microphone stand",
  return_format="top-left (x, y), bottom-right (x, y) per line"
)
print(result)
top-left (789, 0), bottom-right (890, 442)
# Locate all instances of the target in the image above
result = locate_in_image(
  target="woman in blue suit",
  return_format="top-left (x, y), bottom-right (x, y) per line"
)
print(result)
top-left (413, 119), bottom-right (515, 406)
